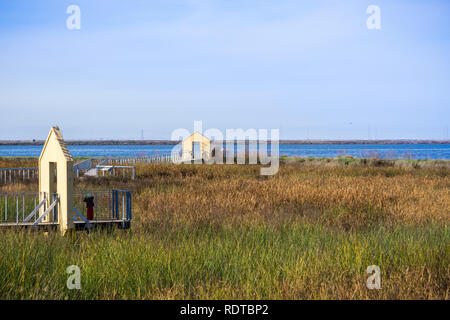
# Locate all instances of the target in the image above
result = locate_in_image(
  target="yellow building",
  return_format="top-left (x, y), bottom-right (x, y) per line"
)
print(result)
top-left (38, 126), bottom-right (74, 234)
top-left (181, 131), bottom-right (211, 161)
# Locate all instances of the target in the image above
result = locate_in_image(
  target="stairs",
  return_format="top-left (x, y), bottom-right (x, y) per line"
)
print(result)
top-left (84, 167), bottom-right (99, 177)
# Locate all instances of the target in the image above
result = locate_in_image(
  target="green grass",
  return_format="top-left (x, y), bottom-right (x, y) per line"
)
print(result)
top-left (0, 222), bottom-right (448, 299)
top-left (0, 160), bottom-right (449, 299)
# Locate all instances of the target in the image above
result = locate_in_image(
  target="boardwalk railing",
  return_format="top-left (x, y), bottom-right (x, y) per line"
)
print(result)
top-left (0, 168), bottom-right (39, 185)
top-left (0, 192), bottom-right (57, 225)
top-left (104, 151), bottom-right (205, 165)
top-left (0, 190), bottom-right (132, 228)
top-left (73, 159), bottom-right (92, 178)
top-left (96, 166), bottom-right (136, 179)
top-left (0, 160), bottom-right (94, 184)
top-left (0, 152), bottom-right (208, 184)
top-left (1, 160), bottom-right (136, 184)
top-left (73, 190), bottom-right (132, 222)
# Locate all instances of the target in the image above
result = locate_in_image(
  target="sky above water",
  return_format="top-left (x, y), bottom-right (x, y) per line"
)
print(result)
top-left (0, 0), bottom-right (449, 140)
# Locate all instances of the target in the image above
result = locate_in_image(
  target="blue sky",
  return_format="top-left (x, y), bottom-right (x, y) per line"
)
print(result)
top-left (0, 0), bottom-right (449, 140)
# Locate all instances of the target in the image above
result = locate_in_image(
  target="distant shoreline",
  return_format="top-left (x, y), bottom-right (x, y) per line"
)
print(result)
top-left (0, 139), bottom-right (449, 146)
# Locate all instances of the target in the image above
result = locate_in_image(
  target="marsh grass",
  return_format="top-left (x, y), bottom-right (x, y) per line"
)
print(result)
top-left (0, 223), bottom-right (448, 299)
top-left (0, 159), bottom-right (449, 299)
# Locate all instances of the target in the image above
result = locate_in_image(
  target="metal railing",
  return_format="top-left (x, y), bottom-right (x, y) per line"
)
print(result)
top-left (0, 168), bottom-right (39, 185)
top-left (0, 161), bottom-right (135, 184)
top-left (0, 162), bottom-right (92, 184)
top-left (104, 151), bottom-right (206, 165)
top-left (73, 190), bottom-right (132, 222)
top-left (0, 189), bottom-right (131, 226)
top-left (74, 159), bottom-right (92, 178)
top-left (0, 192), bottom-right (58, 225)
top-left (0, 161), bottom-right (92, 184)
top-left (96, 166), bottom-right (136, 179)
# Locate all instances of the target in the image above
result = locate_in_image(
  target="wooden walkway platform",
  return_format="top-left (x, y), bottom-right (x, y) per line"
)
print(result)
top-left (0, 219), bottom-right (131, 230)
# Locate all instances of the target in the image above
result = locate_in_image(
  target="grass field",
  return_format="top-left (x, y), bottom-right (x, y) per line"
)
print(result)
top-left (0, 158), bottom-right (449, 299)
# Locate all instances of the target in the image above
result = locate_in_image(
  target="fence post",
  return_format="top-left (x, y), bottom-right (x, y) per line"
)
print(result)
top-left (34, 196), bottom-right (37, 221)
top-left (112, 190), bottom-right (119, 220)
top-left (126, 191), bottom-right (132, 220)
top-left (16, 195), bottom-right (19, 224)
top-left (53, 193), bottom-right (58, 221)
top-left (122, 192), bottom-right (125, 220)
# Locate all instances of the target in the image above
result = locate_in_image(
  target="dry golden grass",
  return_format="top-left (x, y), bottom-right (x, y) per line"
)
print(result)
top-left (0, 158), bottom-right (37, 168)
top-left (131, 163), bottom-right (449, 231)
top-left (0, 159), bottom-right (449, 299)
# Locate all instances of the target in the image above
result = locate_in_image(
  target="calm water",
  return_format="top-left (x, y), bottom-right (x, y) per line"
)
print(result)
top-left (0, 144), bottom-right (449, 160)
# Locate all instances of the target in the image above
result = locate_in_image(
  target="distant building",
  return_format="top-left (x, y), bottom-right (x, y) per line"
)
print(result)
top-left (181, 131), bottom-right (211, 161)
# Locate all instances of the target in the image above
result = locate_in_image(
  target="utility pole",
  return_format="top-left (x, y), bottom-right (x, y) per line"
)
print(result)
top-left (141, 129), bottom-right (144, 140)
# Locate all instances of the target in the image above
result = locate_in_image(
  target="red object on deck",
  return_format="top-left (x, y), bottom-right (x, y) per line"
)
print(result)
top-left (87, 206), bottom-right (94, 220)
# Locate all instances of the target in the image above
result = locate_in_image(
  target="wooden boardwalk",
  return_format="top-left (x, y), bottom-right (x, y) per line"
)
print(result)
top-left (0, 219), bottom-right (131, 230)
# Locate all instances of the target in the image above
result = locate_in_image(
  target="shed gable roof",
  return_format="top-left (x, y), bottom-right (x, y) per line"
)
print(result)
top-left (39, 126), bottom-right (73, 161)
top-left (185, 131), bottom-right (210, 142)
